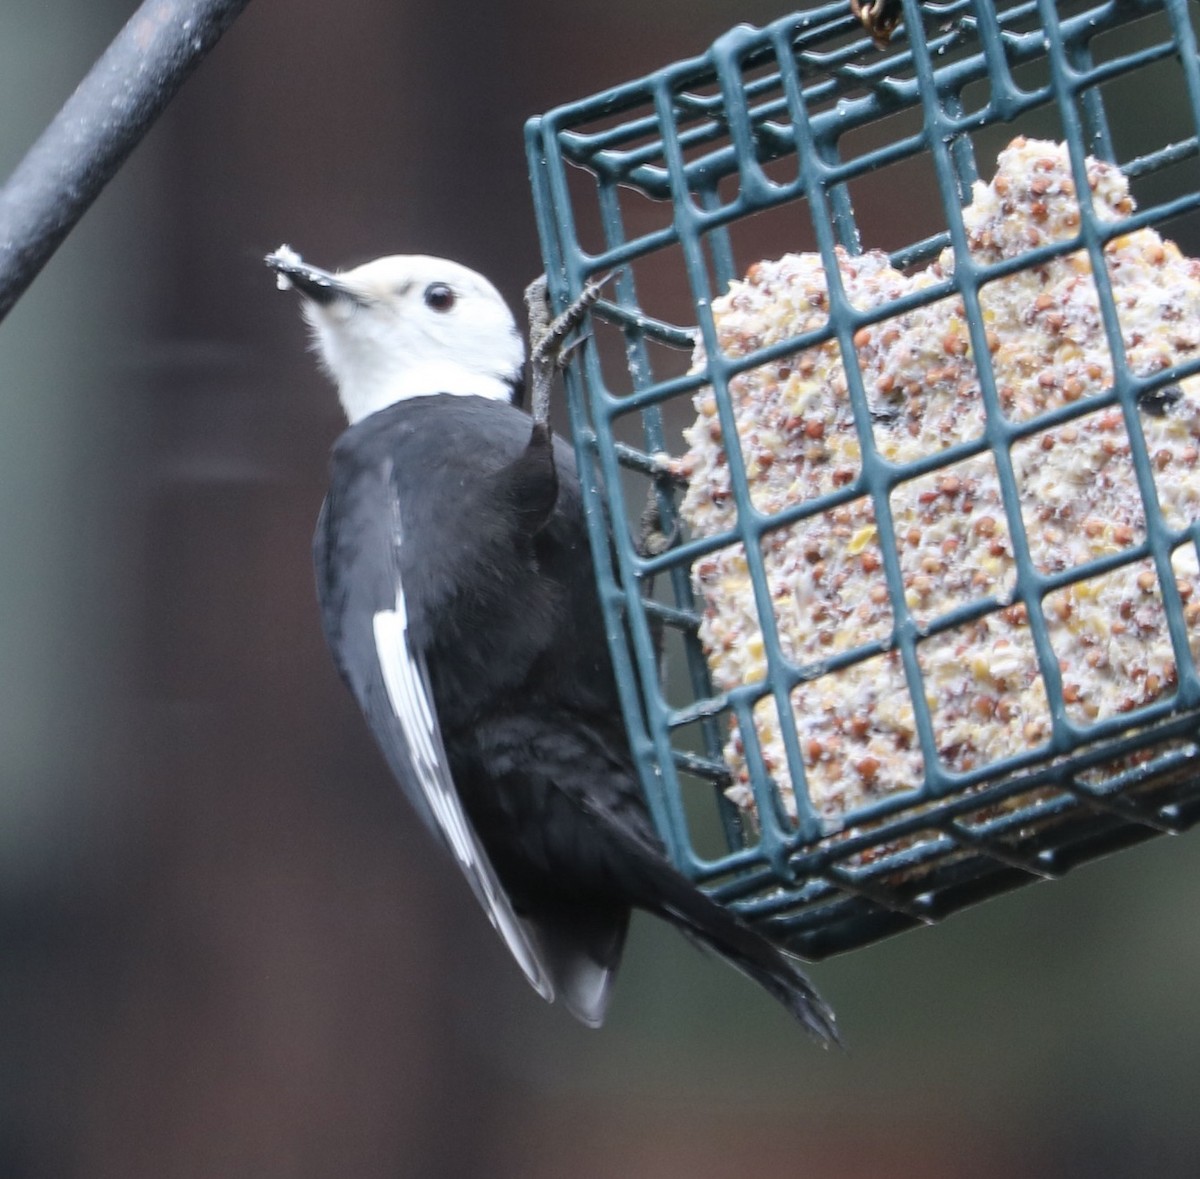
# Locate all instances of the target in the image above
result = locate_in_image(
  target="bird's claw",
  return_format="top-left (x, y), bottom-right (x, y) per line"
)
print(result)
top-left (636, 488), bottom-right (681, 559)
top-left (524, 272), bottom-right (614, 425)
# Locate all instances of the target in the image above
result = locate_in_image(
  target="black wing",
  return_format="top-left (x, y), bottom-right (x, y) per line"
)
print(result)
top-left (313, 467), bottom-right (557, 1007)
top-left (313, 408), bottom-right (623, 1023)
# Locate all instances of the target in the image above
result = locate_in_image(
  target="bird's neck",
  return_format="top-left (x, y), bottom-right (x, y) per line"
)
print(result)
top-left (337, 359), bottom-right (516, 424)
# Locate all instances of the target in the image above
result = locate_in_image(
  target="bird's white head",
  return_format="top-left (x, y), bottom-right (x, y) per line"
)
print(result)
top-left (266, 247), bottom-right (524, 424)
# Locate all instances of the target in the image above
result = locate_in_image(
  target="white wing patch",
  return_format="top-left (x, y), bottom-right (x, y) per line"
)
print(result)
top-left (372, 566), bottom-right (554, 1002)
top-left (372, 610), bottom-right (476, 868)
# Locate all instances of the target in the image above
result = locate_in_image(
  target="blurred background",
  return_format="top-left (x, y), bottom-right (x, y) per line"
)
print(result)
top-left (3, 1), bottom-right (1200, 1176)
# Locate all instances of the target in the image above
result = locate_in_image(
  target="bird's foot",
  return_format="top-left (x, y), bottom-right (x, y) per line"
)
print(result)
top-left (636, 487), bottom-right (681, 559)
top-left (524, 272), bottom-right (613, 426)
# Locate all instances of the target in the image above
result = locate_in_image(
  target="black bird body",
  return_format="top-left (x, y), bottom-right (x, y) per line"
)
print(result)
top-left (269, 247), bottom-right (836, 1039)
top-left (314, 392), bottom-right (836, 1039)
top-left (316, 393), bottom-right (656, 872)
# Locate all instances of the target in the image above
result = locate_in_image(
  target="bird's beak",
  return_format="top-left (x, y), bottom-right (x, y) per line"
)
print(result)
top-left (265, 247), bottom-right (360, 306)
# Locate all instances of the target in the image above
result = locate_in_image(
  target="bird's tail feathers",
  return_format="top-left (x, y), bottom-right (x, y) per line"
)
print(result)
top-left (573, 796), bottom-right (840, 1045)
top-left (653, 868), bottom-right (841, 1047)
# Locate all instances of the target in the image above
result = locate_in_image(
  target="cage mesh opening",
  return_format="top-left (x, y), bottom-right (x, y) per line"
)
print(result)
top-left (527, 0), bottom-right (1200, 958)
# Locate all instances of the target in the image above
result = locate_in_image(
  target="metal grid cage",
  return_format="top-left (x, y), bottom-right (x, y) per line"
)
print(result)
top-left (525, 0), bottom-right (1200, 959)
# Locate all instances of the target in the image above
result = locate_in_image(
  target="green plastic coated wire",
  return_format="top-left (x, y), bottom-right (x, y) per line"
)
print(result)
top-left (526, 0), bottom-right (1200, 958)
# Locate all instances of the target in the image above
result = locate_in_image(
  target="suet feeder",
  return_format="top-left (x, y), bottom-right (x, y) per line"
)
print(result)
top-left (526, 0), bottom-right (1200, 958)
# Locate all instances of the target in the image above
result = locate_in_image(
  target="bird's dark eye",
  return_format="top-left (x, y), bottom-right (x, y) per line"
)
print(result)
top-left (424, 283), bottom-right (456, 312)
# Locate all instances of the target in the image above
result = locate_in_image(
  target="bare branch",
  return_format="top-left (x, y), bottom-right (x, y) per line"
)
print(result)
top-left (0, 0), bottom-right (252, 322)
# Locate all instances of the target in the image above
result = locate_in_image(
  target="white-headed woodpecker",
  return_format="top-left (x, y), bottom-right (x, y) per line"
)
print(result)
top-left (265, 246), bottom-right (838, 1043)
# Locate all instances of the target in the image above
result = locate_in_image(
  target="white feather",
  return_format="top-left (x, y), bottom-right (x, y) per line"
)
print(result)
top-left (371, 547), bottom-right (553, 1001)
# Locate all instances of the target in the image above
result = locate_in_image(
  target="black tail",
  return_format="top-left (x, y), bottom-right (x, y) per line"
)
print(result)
top-left (471, 711), bottom-right (839, 1043)
top-left (581, 801), bottom-right (839, 1045)
top-left (644, 855), bottom-right (840, 1046)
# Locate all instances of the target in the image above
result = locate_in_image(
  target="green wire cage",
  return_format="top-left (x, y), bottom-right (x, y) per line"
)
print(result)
top-left (526, 0), bottom-right (1200, 959)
